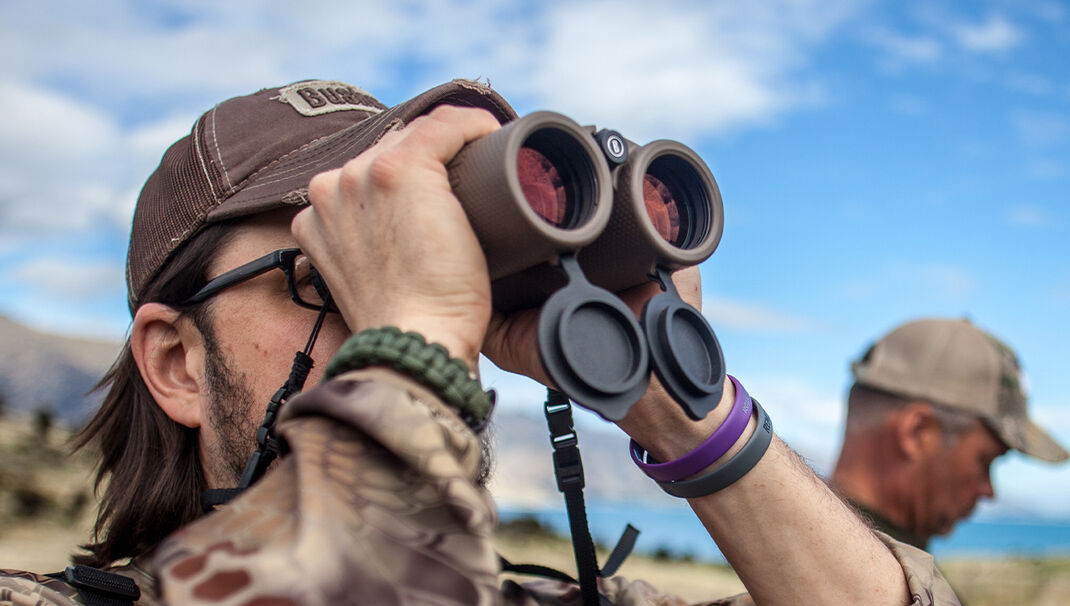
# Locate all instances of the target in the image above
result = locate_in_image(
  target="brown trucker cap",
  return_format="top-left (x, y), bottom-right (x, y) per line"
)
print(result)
top-left (852, 317), bottom-right (1068, 462)
top-left (127, 79), bottom-right (517, 311)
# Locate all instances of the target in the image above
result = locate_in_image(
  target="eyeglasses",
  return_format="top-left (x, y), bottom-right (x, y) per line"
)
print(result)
top-left (183, 248), bottom-right (336, 311)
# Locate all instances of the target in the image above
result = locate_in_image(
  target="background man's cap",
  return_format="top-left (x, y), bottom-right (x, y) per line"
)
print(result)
top-left (127, 78), bottom-right (517, 311)
top-left (852, 317), bottom-right (1068, 462)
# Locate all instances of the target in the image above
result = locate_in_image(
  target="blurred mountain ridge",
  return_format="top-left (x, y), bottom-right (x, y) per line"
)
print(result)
top-left (0, 315), bottom-right (120, 426)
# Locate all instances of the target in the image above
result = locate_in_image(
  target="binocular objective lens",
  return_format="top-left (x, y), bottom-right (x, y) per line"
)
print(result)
top-left (518, 146), bottom-right (569, 227)
top-left (643, 155), bottom-right (711, 249)
top-left (643, 173), bottom-right (681, 245)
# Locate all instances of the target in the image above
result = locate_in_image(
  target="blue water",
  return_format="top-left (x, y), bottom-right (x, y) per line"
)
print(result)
top-left (499, 502), bottom-right (1070, 563)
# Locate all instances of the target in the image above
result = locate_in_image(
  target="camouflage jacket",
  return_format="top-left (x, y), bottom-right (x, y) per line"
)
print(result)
top-left (0, 368), bottom-right (960, 605)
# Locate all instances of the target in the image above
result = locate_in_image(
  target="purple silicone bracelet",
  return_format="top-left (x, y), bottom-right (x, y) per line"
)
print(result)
top-left (630, 375), bottom-right (753, 482)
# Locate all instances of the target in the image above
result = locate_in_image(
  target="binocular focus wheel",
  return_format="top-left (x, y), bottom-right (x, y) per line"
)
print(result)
top-left (642, 293), bottom-right (725, 420)
top-left (538, 282), bottom-right (650, 421)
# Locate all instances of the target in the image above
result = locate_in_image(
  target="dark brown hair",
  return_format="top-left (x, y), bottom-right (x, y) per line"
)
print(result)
top-left (72, 223), bottom-right (234, 567)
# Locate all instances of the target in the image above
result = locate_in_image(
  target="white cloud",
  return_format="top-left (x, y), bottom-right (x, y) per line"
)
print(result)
top-left (0, 75), bottom-right (206, 246)
top-left (840, 264), bottom-right (976, 303)
top-left (0, 81), bottom-right (130, 237)
top-left (1011, 109), bottom-right (1070, 147)
top-left (701, 295), bottom-right (818, 334)
top-left (507, 0), bottom-right (861, 142)
top-left (2, 0), bottom-right (862, 144)
top-left (13, 257), bottom-right (126, 299)
top-left (863, 28), bottom-right (943, 65)
top-left (1026, 0), bottom-right (1067, 23)
top-left (1025, 158), bottom-right (1068, 180)
top-left (889, 94), bottom-right (927, 116)
top-left (0, 85), bottom-right (116, 159)
top-left (949, 14), bottom-right (1024, 53)
top-left (3, 2), bottom-right (352, 94)
top-left (128, 114), bottom-right (199, 160)
top-left (1008, 203), bottom-right (1054, 228)
top-left (864, 13), bottom-right (1026, 70)
top-left (1005, 72), bottom-right (1056, 96)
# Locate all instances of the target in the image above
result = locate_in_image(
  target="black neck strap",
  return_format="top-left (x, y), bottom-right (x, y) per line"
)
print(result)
top-left (543, 388), bottom-right (638, 606)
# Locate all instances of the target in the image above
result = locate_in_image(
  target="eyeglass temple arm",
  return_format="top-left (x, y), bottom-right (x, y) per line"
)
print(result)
top-left (185, 250), bottom-right (290, 304)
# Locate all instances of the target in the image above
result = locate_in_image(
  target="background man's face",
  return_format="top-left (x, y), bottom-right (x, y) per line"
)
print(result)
top-left (196, 210), bottom-right (351, 486)
top-left (917, 420), bottom-right (1007, 538)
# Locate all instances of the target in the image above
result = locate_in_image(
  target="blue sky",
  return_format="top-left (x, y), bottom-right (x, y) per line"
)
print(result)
top-left (1, 0), bottom-right (1068, 520)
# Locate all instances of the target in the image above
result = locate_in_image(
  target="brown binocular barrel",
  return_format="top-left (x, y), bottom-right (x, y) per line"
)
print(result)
top-left (447, 111), bottom-right (613, 280)
top-left (577, 140), bottom-right (724, 292)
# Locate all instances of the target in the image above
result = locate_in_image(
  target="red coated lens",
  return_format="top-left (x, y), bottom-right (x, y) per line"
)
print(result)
top-left (643, 173), bottom-right (681, 245)
top-left (518, 146), bottom-right (570, 227)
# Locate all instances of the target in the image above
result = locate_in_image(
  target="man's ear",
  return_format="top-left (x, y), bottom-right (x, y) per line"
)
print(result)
top-left (131, 303), bottom-right (208, 428)
top-left (893, 401), bottom-right (942, 461)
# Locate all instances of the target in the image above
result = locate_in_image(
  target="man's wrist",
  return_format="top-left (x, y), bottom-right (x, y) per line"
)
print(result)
top-left (621, 374), bottom-right (736, 462)
top-left (373, 317), bottom-right (483, 375)
top-left (323, 326), bottom-right (493, 430)
top-left (632, 375), bottom-right (753, 481)
top-left (630, 376), bottom-right (774, 498)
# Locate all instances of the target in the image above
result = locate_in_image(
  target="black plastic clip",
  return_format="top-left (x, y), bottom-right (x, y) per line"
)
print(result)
top-left (545, 391), bottom-right (584, 491)
top-left (62, 565), bottom-right (140, 605)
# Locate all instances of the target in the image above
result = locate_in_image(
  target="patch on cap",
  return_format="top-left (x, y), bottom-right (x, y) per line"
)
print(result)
top-left (272, 80), bottom-right (384, 117)
top-left (985, 332), bottom-right (1028, 417)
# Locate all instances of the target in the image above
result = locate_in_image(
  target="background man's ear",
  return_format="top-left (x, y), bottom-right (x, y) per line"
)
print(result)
top-left (894, 401), bottom-right (941, 461)
top-left (131, 303), bottom-right (208, 428)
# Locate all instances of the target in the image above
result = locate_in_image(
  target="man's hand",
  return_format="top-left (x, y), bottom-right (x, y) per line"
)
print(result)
top-left (292, 105), bottom-right (502, 371)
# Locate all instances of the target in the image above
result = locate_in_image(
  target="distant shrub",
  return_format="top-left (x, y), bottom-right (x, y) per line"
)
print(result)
top-left (651, 545), bottom-right (674, 562)
top-left (649, 545), bottom-right (697, 563)
top-left (33, 407), bottom-right (54, 442)
top-left (499, 514), bottom-right (558, 538)
top-left (13, 485), bottom-right (53, 518)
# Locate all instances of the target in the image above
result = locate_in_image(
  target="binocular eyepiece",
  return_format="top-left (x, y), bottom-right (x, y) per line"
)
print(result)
top-left (448, 111), bottom-right (724, 311)
top-left (447, 111), bottom-right (726, 422)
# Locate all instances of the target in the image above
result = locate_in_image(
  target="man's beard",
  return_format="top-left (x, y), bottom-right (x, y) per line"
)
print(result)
top-left (202, 330), bottom-right (259, 486)
top-left (198, 321), bottom-right (496, 489)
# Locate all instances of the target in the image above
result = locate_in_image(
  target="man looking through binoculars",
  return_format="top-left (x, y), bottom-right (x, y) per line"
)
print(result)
top-left (0, 79), bottom-right (958, 605)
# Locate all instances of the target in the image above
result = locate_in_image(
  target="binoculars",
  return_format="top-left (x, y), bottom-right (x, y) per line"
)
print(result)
top-left (449, 111), bottom-right (724, 311)
top-left (447, 112), bottom-right (726, 422)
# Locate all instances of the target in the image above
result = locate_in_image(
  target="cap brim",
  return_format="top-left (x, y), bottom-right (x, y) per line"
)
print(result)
top-left (991, 415), bottom-right (1069, 463)
top-left (206, 80), bottom-right (517, 223)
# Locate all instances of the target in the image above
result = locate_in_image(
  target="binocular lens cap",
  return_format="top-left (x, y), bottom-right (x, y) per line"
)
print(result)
top-left (642, 292), bottom-right (725, 420)
top-left (558, 299), bottom-right (646, 393)
top-left (538, 280), bottom-right (650, 421)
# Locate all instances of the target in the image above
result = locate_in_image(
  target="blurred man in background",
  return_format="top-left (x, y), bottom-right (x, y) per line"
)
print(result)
top-left (831, 317), bottom-right (1069, 550)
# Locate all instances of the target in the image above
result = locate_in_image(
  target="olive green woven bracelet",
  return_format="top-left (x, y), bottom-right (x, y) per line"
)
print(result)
top-left (323, 326), bottom-right (494, 430)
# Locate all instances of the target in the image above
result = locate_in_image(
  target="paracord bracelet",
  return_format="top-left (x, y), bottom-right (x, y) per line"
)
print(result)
top-left (630, 375), bottom-right (752, 482)
top-left (323, 326), bottom-right (494, 430)
top-left (656, 399), bottom-right (773, 498)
